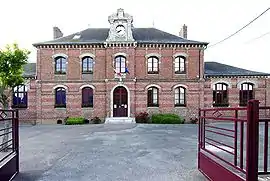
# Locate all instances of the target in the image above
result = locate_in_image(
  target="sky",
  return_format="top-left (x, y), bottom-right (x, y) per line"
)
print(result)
top-left (0, 0), bottom-right (269, 73)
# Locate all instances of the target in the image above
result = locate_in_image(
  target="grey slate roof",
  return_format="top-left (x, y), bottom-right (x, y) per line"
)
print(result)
top-left (24, 62), bottom-right (269, 78)
top-left (23, 63), bottom-right (36, 78)
top-left (204, 62), bottom-right (270, 76)
top-left (33, 28), bottom-right (208, 45)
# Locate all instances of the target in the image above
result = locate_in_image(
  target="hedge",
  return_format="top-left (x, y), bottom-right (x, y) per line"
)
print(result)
top-left (65, 117), bottom-right (85, 125)
top-left (151, 113), bottom-right (184, 124)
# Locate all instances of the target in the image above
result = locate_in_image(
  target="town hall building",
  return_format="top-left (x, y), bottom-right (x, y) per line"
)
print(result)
top-left (14, 9), bottom-right (270, 123)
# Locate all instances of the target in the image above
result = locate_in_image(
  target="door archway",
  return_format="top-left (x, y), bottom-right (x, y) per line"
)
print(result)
top-left (111, 85), bottom-right (130, 117)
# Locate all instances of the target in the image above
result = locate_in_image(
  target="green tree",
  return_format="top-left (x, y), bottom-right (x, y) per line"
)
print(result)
top-left (0, 43), bottom-right (29, 151)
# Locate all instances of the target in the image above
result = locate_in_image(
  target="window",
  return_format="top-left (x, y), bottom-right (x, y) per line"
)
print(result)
top-left (115, 56), bottom-right (126, 73)
top-left (147, 87), bottom-right (159, 107)
top-left (213, 83), bottom-right (229, 107)
top-left (12, 85), bottom-right (27, 108)
top-left (82, 56), bottom-right (94, 73)
top-left (82, 87), bottom-right (93, 107)
top-left (55, 56), bottom-right (67, 74)
top-left (239, 83), bottom-right (254, 106)
top-left (55, 87), bottom-right (66, 108)
top-left (175, 87), bottom-right (186, 106)
top-left (175, 56), bottom-right (186, 73)
top-left (147, 56), bottom-right (159, 74)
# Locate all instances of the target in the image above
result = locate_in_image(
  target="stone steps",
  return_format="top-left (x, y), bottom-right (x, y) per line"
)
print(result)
top-left (105, 117), bottom-right (135, 124)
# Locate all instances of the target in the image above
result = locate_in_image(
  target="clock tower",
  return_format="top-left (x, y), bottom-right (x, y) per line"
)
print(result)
top-left (106, 8), bottom-right (135, 42)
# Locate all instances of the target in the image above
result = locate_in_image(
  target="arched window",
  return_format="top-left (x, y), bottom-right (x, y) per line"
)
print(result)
top-left (55, 87), bottom-right (66, 108)
top-left (175, 56), bottom-right (186, 73)
top-left (147, 87), bottom-right (159, 107)
top-left (147, 56), bottom-right (159, 74)
top-left (239, 83), bottom-right (254, 106)
top-left (55, 56), bottom-right (67, 74)
top-left (82, 56), bottom-right (94, 73)
top-left (82, 87), bottom-right (93, 107)
top-left (213, 83), bottom-right (228, 107)
top-left (175, 87), bottom-right (186, 106)
top-left (12, 85), bottom-right (28, 108)
top-left (115, 56), bottom-right (126, 73)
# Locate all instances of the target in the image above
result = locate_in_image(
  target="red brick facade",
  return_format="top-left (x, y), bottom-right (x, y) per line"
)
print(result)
top-left (18, 45), bottom-right (270, 124)
top-left (16, 9), bottom-right (270, 123)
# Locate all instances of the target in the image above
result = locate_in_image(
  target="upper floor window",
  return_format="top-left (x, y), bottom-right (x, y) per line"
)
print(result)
top-left (82, 87), bottom-right (93, 107)
top-left (175, 87), bottom-right (186, 106)
top-left (82, 56), bottom-right (94, 74)
top-left (12, 85), bottom-right (27, 108)
top-left (55, 87), bottom-right (66, 108)
top-left (175, 56), bottom-right (186, 73)
top-left (115, 56), bottom-right (126, 73)
top-left (147, 87), bottom-right (159, 107)
top-left (55, 56), bottom-right (66, 74)
top-left (147, 56), bottom-right (159, 74)
top-left (213, 83), bottom-right (228, 107)
top-left (239, 83), bottom-right (254, 106)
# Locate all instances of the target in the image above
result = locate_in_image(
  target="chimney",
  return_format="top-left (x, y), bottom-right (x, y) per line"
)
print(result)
top-left (53, 27), bottom-right (63, 39)
top-left (179, 24), bottom-right (187, 39)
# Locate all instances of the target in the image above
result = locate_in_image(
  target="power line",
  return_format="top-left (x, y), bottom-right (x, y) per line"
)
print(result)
top-left (245, 31), bottom-right (270, 44)
top-left (208, 7), bottom-right (270, 48)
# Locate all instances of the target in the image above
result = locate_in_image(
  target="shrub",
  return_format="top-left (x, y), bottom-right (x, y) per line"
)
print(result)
top-left (151, 113), bottom-right (184, 124)
top-left (190, 117), bottom-right (198, 124)
top-left (135, 112), bottom-right (150, 123)
top-left (91, 117), bottom-right (102, 124)
top-left (84, 119), bottom-right (90, 124)
top-left (65, 117), bottom-right (85, 125)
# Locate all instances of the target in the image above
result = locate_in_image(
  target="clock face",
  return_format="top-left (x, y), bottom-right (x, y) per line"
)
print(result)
top-left (116, 25), bottom-right (126, 36)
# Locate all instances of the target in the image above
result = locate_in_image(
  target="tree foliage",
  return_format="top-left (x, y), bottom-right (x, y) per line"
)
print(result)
top-left (0, 43), bottom-right (30, 107)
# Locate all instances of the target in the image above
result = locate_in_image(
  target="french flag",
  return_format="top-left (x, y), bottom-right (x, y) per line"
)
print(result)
top-left (125, 67), bottom-right (130, 74)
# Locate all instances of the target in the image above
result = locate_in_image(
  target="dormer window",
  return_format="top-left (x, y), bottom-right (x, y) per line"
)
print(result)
top-left (73, 34), bottom-right (81, 39)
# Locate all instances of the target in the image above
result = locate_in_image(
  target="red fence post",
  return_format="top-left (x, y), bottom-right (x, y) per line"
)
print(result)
top-left (198, 108), bottom-right (201, 169)
top-left (15, 109), bottom-right (19, 172)
top-left (246, 100), bottom-right (259, 181)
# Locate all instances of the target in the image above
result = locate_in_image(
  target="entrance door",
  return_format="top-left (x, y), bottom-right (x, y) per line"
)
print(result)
top-left (113, 86), bottom-right (128, 117)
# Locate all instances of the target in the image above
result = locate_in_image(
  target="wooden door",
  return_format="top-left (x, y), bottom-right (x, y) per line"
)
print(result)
top-left (113, 86), bottom-right (128, 117)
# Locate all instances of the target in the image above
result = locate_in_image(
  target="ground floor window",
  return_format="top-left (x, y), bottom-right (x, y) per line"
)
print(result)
top-left (239, 83), bottom-right (254, 106)
top-left (213, 83), bottom-right (228, 107)
top-left (82, 87), bottom-right (93, 107)
top-left (55, 87), bottom-right (66, 108)
top-left (175, 87), bottom-right (186, 106)
top-left (147, 87), bottom-right (159, 107)
top-left (12, 85), bottom-right (28, 108)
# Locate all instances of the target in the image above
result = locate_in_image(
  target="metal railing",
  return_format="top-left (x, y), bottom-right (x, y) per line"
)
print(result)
top-left (198, 100), bottom-right (269, 181)
top-left (0, 109), bottom-right (19, 181)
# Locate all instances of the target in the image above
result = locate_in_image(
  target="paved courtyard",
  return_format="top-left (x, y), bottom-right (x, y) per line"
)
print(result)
top-left (13, 124), bottom-right (206, 181)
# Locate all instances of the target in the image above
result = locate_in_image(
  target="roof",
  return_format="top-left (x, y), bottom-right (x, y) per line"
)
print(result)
top-left (34, 28), bottom-right (208, 45)
top-left (205, 62), bottom-right (270, 76)
top-left (23, 63), bottom-right (36, 78)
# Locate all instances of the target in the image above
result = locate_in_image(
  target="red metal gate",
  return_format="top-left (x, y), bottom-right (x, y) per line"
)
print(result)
top-left (198, 100), bottom-right (269, 181)
top-left (0, 109), bottom-right (19, 181)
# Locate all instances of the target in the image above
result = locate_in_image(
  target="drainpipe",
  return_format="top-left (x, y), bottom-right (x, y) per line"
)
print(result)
top-left (198, 49), bottom-right (201, 79)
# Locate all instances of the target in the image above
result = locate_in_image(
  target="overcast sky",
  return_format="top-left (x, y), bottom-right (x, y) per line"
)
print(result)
top-left (1, 0), bottom-right (269, 73)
